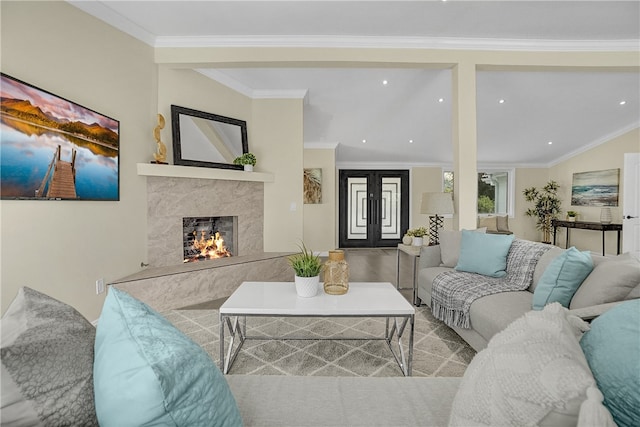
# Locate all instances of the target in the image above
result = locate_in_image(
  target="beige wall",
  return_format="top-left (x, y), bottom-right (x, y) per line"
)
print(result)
top-left (303, 148), bottom-right (337, 252)
top-left (1, 1), bottom-right (155, 320)
top-left (549, 128), bottom-right (639, 255)
top-left (253, 98), bottom-right (305, 251)
top-left (157, 67), bottom-right (252, 163)
top-left (409, 167), bottom-right (454, 232)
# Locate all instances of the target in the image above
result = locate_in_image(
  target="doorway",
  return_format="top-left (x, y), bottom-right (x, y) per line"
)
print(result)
top-left (338, 170), bottom-right (409, 248)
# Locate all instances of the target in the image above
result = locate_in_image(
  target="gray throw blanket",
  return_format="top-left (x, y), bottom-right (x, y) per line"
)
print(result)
top-left (431, 239), bottom-right (551, 329)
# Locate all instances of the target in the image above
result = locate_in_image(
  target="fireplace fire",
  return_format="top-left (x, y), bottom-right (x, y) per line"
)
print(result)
top-left (183, 216), bottom-right (237, 263)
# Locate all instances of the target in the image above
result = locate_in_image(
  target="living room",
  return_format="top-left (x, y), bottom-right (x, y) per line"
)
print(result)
top-left (2, 2), bottom-right (640, 426)
top-left (2, 1), bottom-right (638, 324)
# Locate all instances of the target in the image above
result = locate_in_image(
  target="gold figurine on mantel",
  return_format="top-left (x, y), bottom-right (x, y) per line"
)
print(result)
top-left (151, 113), bottom-right (168, 164)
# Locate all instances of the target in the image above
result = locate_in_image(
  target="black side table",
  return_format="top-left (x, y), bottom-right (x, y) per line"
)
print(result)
top-left (552, 219), bottom-right (622, 256)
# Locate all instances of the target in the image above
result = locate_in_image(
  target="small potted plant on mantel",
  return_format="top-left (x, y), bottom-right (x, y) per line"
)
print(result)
top-left (288, 243), bottom-right (323, 298)
top-left (233, 152), bottom-right (257, 171)
top-left (406, 227), bottom-right (428, 247)
top-left (566, 210), bottom-right (578, 222)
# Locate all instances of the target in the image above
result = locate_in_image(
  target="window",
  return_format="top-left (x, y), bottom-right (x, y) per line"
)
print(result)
top-left (443, 169), bottom-right (514, 216)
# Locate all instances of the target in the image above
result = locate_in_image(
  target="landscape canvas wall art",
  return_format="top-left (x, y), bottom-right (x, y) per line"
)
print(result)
top-left (571, 168), bottom-right (619, 207)
top-left (1, 73), bottom-right (119, 200)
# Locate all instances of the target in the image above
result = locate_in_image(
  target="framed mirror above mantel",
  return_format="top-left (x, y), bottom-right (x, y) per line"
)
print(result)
top-left (171, 105), bottom-right (249, 170)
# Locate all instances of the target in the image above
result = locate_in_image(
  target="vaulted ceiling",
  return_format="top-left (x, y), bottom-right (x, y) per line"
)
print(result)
top-left (70, 1), bottom-right (640, 167)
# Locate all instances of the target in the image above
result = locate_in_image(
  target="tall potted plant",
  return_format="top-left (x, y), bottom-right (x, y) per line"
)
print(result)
top-left (288, 243), bottom-right (322, 297)
top-left (523, 180), bottom-right (562, 243)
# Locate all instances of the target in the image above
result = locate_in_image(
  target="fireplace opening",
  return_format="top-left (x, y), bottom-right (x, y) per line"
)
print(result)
top-left (183, 216), bottom-right (237, 263)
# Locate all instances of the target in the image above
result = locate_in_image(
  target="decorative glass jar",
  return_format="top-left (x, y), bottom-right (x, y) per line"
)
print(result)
top-left (323, 250), bottom-right (349, 295)
top-left (600, 208), bottom-right (612, 224)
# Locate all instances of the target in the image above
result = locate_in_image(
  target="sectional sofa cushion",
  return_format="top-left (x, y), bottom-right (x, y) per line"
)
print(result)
top-left (439, 228), bottom-right (486, 268)
top-left (532, 247), bottom-right (593, 310)
top-left (93, 288), bottom-right (242, 427)
top-left (496, 215), bottom-right (510, 233)
top-left (228, 376), bottom-right (460, 426)
top-left (580, 299), bottom-right (640, 427)
top-left (530, 246), bottom-right (565, 292)
top-left (455, 231), bottom-right (514, 278)
top-left (0, 287), bottom-right (98, 426)
top-left (467, 291), bottom-right (534, 342)
top-left (570, 254), bottom-right (640, 309)
top-left (449, 303), bottom-right (599, 427)
top-left (477, 216), bottom-right (498, 232)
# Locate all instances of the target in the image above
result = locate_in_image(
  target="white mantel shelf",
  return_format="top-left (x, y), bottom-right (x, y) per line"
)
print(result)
top-left (137, 163), bottom-right (274, 183)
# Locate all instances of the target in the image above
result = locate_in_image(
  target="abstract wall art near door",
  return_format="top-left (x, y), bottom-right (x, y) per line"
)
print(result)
top-left (571, 168), bottom-right (619, 207)
top-left (304, 168), bottom-right (322, 204)
top-left (1, 73), bottom-right (119, 201)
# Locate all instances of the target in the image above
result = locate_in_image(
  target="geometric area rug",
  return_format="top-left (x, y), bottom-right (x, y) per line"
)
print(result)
top-left (161, 305), bottom-right (476, 377)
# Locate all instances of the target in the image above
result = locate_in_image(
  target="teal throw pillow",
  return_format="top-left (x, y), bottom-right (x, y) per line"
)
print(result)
top-left (580, 299), bottom-right (640, 427)
top-left (532, 247), bottom-right (593, 310)
top-left (454, 230), bottom-right (514, 278)
top-left (93, 288), bottom-right (242, 427)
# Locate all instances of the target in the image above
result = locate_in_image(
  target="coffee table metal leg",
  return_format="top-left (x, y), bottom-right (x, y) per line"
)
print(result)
top-left (221, 315), bottom-right (246, 374)
top-left (219, 314), bottom-right (225, 372)
top-left (385, 315), bottom-right (413, 376)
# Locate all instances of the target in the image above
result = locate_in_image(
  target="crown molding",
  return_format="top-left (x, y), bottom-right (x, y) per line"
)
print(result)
top-left (68, 0), bottom-right (157, 46)
top-left (196, 69), bottom-right (308, 100)
top-left (155, 35), bottom-right (639, 52)
top-left (304, 142), bottom-right (339, 150)
top-left (547, 122), bottom-right (640, 167)
top-left (68, 1), bottom-right (639, 52)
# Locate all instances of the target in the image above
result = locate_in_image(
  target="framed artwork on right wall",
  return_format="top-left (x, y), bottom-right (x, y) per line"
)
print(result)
top-left (571, 168), bottom-right (619, 207)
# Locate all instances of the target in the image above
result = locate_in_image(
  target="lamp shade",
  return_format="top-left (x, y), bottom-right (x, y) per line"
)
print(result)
top-left (420, 192), bottom-right (454, 215)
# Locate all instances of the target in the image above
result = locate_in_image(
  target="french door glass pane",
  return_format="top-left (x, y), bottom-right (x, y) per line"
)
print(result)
top-left (347, 177), bottom-right (368, 240)
top-left (381, 177), bottom-right (401, 239)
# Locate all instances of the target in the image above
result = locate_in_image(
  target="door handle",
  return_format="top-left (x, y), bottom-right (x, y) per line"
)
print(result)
top-left (625, 215), bottom-right (638, 219)
top-left (374, 200), bottom-right (380, 225)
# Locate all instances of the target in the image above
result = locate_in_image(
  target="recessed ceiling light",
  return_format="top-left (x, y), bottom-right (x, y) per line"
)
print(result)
top-left (499, 99), bottom-right (505, 104)
top-left (620, 100), bottom-right (627, 105)
top-left (409, 139), bottom-right (414, 144)
top-left (382, 80), bottom-right (388, 85)
top-left (362, 139), bottom-right (367, 144)
top-left (438, 98), bottom-right (444, 103)
top-left (548, 141), bottom-right (553, 145)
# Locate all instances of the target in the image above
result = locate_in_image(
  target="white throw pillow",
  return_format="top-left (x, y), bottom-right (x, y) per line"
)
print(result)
top-left (439, 228), bottom-right (486, 268)
top-left (448, 303), bottom-right (600, 427)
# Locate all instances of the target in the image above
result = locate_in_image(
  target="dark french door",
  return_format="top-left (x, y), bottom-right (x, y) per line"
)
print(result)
top-left (338, 170), bottom-right (409, 248)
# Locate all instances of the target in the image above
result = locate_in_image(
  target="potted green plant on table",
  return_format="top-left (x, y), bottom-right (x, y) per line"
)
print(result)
top-left (233, 152), bottom-right (257, 171)
top-left (406, 227), bottom-right (428, 247)
top-left (566, 210), bottom-right (578, 222)
top-left (523, 180), bottom-right (562, 243)
top-left (288, 243), bottom-right (322, 298)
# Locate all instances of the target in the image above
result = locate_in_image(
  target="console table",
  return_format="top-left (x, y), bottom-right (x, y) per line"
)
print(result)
top-left (552, 219), bottom-right (622, 256)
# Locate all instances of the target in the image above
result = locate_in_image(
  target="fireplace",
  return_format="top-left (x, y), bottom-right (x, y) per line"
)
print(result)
top-left (183, 216), bottom-right (238, 263)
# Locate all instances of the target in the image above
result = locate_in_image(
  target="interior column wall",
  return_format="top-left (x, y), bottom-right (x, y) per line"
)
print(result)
top-left (452, 62), bottom-right (479, 230)
top-left (253, 98), bottom-right (305, 251)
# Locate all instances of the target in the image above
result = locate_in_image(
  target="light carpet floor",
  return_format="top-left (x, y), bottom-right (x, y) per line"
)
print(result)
top-left (161, 304), bottom-right (476, 377)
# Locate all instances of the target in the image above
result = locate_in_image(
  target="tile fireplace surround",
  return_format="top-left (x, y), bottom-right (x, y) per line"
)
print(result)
top-left (111, 165), bottom-right (291, 312)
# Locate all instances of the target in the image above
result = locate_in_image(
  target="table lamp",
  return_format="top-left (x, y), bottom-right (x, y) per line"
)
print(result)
top-left (420, 192), bottom-right (454, 245)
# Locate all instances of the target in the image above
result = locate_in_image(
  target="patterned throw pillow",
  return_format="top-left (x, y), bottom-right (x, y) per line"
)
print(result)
top-left (1, 287), bottom-right (99, 426)
top-left (449, 303), bottom-right (601, 427)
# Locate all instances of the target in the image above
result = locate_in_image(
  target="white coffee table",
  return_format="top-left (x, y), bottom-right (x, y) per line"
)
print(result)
top-left (219, 281), bottom-right (415, 376)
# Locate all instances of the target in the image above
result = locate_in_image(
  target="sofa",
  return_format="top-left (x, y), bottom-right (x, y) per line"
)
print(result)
top-left (2, 284), bottom-right (638, 426)
top-left (416, 229), bottom-right (640, 352)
